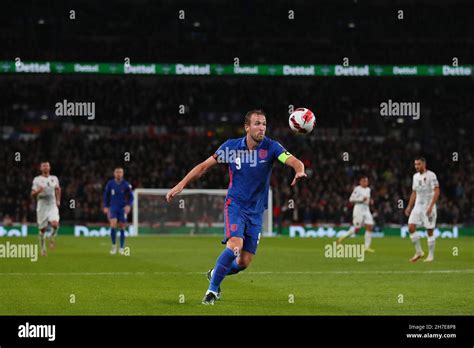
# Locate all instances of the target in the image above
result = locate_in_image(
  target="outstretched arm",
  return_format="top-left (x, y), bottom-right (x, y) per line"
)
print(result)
top-left (284, 155), bottom-right (307, 186)
top-left (166, 156), bottom-right (218, 202)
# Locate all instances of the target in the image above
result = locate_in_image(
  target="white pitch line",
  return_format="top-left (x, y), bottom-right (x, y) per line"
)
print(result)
top-left (0, 270), bottom-right (473, 276)
top-left (0, 272), bottom-right (147, 276)
top-left (242, 270), bottom-right (474, 275)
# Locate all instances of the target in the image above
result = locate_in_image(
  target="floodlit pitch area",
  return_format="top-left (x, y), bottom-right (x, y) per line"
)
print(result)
top-left (1, 236), bottom-right (472, 315)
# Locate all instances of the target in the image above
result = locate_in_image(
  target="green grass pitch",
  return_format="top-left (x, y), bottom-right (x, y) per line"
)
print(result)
top-left (1, 235), bottom-right (473, 315)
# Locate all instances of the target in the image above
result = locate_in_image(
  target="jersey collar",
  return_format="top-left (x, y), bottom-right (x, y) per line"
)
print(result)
top-left (240, 136), bottom-right (266, 150)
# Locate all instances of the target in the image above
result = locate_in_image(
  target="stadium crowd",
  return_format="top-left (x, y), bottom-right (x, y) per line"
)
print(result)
top-left (1, 76), bottom-right (473, 227)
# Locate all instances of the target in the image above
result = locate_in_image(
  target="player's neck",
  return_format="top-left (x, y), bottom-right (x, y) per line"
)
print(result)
top-left (245, 134), bottom-right (260, 150)
top-left (41, 173), bottom-right (49, 177)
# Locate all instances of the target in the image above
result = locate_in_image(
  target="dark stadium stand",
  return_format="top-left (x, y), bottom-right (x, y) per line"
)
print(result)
top-left (1, 0), bottom-right (473, 64)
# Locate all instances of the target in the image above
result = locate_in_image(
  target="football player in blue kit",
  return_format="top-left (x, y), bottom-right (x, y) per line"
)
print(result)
top-left (166, 110), bottom-right (306, 305)
top-left (103, 167), bottom-right (134, 255)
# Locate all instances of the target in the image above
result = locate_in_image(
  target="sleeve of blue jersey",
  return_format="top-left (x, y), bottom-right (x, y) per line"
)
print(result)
top-left (125, 180), bottom-right (134, 205)
top-left (213, 139), bottom-right (230, 159)
top-left (271, 140), bottom-right (287, 160)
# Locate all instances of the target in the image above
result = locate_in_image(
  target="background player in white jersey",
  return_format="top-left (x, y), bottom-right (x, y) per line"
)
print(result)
top-left (31, 162), bottom-right (61, 256)
top-left (337, 176), bottom-right (375, 252)
top-left (404, 157), bottom-right (440, 262)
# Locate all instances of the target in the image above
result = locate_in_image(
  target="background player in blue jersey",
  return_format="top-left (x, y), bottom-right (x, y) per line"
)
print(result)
top-left (103, 167), bottom-right (134, 255)
top-left (166, 110), bottom-right (306, 305)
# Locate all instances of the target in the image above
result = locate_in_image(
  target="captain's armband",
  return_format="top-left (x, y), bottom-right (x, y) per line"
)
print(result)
top-left (278, 151), bottom-right (292, 164)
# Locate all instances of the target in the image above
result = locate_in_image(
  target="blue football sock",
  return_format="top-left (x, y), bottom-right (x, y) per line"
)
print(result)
top-left (120, 230), bottom-right (125, 248)
top-left (226, 259), bottom-right (245, 275)
top-left (110, 228), bottom-right (116, 245)
top-left (209, 248), bottom-right (236, 293)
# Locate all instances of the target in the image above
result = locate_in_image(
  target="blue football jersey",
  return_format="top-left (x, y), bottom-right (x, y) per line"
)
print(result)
top-left (213, 136), bottom-right (288, 217)
top-left (103, 179), bottom-right (134, 208)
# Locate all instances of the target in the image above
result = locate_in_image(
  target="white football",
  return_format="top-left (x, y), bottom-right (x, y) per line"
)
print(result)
top-left (289, 108), bottom-right (316, 134)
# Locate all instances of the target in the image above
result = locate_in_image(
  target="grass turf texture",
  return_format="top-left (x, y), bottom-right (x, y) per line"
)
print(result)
top-left (0, 235), bottom-right (472, 315)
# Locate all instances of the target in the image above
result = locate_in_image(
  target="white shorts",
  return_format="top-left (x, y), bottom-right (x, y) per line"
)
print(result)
top-left (37, 205), bottom-right (60, 229)
top-left (352, 210), bottom-right (374, 228)
top-left (408, 205), bottom-right (436, 229)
